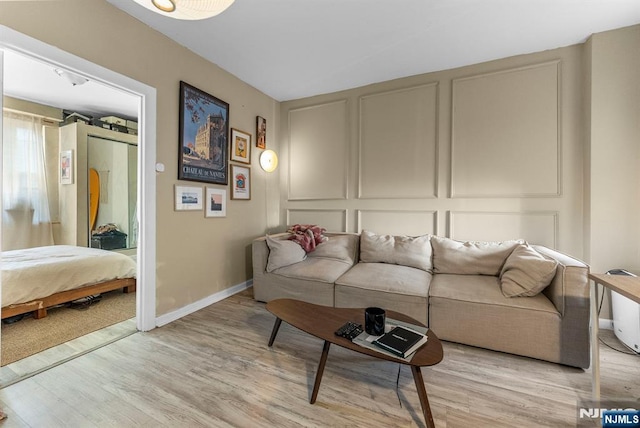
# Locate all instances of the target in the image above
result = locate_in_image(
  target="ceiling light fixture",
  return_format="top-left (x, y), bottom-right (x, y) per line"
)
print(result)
top-left (133, 0), bottom-right (235, 20)
top-left (152, 0), bottom-right (176, 12)
top-left (54, 68), bottom-right (89, 86)
top-left (260, 150), bottom-right (279, 173)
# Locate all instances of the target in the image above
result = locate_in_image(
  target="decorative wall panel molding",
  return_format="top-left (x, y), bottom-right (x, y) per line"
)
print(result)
top-left (358, 84), bottom-right (438, 199)
top-left (449, 211), bottom-right (558, 248)
top-left (288, 100), bottom-right (349, 200)
top-left (287, 209), bottom-right (347, 232)
top-left (357, 209), bottom-right (437, 236)
top-left (451, 61), bottom-right (561, 198)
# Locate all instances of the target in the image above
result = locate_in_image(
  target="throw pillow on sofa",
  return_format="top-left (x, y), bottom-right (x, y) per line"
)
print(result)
top-left (360, 230), bottom-right (432, 272)
top-left (265, 235), bottom-right (307, 272)
top-left (500, 244), bottom-right (558, 297)
top-left (431, 236), bottom-right (523, 276)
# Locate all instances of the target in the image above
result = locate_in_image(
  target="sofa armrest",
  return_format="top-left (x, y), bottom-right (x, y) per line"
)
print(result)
top-left (533, 245), bottom-right (590, 368)
top-left (252, 236), bottom-right (269, 278)
top-left (532, 245), bottom-right (590, 317)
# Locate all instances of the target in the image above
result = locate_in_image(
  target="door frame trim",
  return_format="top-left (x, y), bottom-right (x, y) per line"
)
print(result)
top-left (0, 25), bottom-right (157, 331)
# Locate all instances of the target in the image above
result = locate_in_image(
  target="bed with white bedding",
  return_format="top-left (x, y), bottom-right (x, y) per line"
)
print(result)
top-left (1, 245), bottom-right (137, 319)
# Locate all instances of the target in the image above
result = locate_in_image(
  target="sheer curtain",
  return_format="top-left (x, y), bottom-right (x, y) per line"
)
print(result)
top-left (2, 111), bottom-right (54, 250)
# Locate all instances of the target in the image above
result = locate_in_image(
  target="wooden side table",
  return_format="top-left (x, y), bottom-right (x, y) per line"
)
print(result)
top-left (588, 273), bottom-right (640, 399)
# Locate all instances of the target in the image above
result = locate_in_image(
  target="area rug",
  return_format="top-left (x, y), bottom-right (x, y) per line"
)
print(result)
top-left (1, 290), bottom-right (135, 366)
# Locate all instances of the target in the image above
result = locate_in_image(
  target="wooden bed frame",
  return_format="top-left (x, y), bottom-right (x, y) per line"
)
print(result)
top-left (1, 278), bottom-right (136, 320)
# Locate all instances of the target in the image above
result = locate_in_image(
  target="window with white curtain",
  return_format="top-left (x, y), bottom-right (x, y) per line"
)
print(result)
top-left (2, 111), bottom-right (54, 250)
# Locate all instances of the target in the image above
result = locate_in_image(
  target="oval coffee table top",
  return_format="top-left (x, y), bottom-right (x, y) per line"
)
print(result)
top-left (266, 298), bottom-right (443, 367)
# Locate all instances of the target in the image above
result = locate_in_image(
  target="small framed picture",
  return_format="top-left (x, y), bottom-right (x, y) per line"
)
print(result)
top-left (230, 128), bottom-right (251, 164)
top-left (230, 165), bottom-right (251, 200)
top-left (205, 187), bottom-right (227, 217)
top-left (256, 116), bottom-right (266, 149)
top-left (175, 185), bottom-right (203, 211)
top-left (60, 150), bottom-right (73, 184)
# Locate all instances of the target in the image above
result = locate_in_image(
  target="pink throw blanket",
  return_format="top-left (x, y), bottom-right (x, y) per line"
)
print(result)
top-left (287, 224), bottom-right (327, 253)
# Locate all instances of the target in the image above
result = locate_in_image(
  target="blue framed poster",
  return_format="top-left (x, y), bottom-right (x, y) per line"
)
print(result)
top-left (178, 81), bottom-right (229, 184)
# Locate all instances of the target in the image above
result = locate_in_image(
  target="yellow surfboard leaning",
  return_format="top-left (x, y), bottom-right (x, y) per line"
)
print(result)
top-left (89, 168), bottom-right (100, 231)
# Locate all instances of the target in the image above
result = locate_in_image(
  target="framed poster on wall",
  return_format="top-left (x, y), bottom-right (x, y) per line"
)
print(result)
top-left (178, 81), bottom-right (230, 185)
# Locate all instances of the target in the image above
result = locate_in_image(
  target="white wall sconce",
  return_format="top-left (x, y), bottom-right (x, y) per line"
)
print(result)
top-left (260, 150), bottom-right (278, 173)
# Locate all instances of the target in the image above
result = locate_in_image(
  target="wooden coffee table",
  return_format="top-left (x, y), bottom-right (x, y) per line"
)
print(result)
top-left (266, 298), bottom-right (443, 428)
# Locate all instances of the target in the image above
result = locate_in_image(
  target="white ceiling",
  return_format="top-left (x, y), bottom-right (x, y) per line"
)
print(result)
top-left (108, 0), bottom-right (640, 101)
top-left (3, 0), bottom-right (640, 118)
top-left (3, 50), bottom-right (139, 120)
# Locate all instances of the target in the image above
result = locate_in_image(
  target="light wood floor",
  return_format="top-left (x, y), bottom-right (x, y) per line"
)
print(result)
top-left (0, 288), bottom-right (638, 427)
top-left (0, 318), bottom-right (137, 388)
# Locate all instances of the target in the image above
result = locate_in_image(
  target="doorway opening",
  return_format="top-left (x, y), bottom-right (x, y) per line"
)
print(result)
top-left (0, 26), bottom-right (156, 385)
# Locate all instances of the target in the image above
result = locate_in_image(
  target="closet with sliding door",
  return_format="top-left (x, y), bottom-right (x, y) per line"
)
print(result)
top-left (58, 122), bottom-right (137, 252)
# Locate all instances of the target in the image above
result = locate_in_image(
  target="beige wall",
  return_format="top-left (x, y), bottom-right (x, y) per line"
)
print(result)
top-left (587, 25), bottom-right (640, 274)
top-left (586, 25), bottom-right (640, 318)
top-left (58, 123), bottom-right (80, 246)
top-left (3, 96), bottom-right (62, 122)
top-left (0, 0), bottom-right (280, 316)
top-left (280, 25), bottom-right (640, 320)
top-left (280, 45), bottom-right (585, 257)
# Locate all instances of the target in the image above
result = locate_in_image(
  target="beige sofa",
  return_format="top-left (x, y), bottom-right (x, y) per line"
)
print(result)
top-left (252, 231), bottom-right (590, 368)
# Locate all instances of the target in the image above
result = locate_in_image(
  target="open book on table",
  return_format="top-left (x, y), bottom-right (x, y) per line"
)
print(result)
top-left (352, 317), bottom-right (428, 362)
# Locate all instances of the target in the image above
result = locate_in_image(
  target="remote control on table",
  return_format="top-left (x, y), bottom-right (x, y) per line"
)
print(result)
top-left (334, 322), bottom-right (364, 340)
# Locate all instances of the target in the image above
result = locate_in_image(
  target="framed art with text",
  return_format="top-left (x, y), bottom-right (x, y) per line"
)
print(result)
top-left (230, 128), bottom-right (251, 164)
top-left (178, 81), bottom-right (230, 185)
top-left (230, 164), bottom-right (251, 200)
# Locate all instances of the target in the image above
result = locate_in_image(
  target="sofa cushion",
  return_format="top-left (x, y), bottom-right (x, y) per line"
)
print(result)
top-left (336, 262), bottom-right (431, 297)
top-left (429, 274), bottom-right (558, 314)
top-left (335, 264), bottom-right (430, 326)
top-left (428, 274), bottom-right (562, 364)
top-left (308, 234), bottom-right (358, 265)
top-left (360, 230), bottom-right (432, 272)
top-left (273, 257), bottom-right (353, 283)
top-left (500, 244), bottom-right (558, 297)
top-left (431, 236), bottom-right (522, 276)
top-left (265, 235), bottom-right (306, 272)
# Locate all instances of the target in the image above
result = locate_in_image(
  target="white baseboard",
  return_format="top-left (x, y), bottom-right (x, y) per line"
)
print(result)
top-left (155, 279), bottom-right (253, 327)
top-left (599, 318), bottom-right (614, 330)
